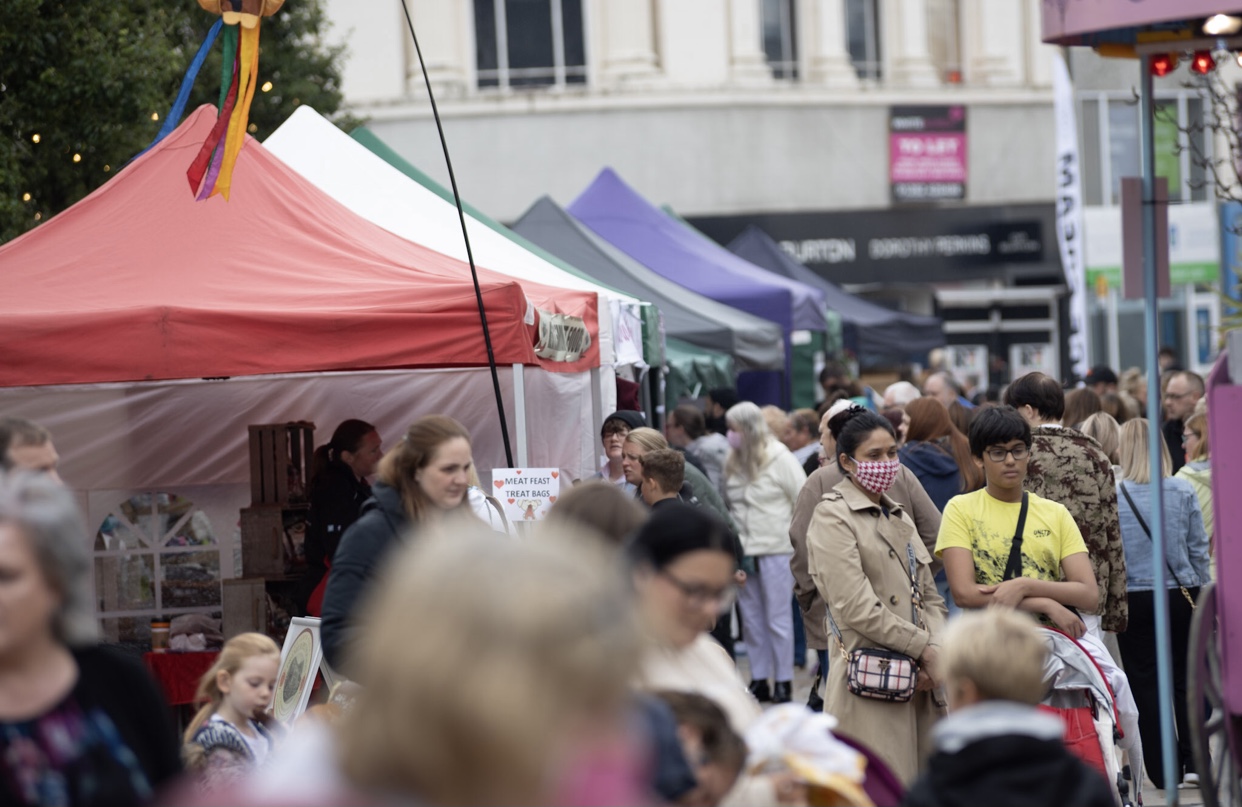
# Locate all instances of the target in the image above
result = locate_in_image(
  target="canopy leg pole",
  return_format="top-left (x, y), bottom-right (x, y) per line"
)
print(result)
top-left (590, 366), bottom-right (603, 469)
top-left (513, 364), bottom-right (529, 467)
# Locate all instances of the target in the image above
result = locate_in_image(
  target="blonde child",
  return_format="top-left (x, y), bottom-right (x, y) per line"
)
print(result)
top-left (902, 609), bottom-right (1114, 807)
top-left (182, 633), bottom-right (282, 793)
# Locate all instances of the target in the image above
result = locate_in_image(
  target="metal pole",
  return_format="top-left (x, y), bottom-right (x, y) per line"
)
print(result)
top-left (1138, 53), bottom-right (1179, 801)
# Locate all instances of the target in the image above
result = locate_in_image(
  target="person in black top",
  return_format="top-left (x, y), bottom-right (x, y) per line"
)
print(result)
top-left (0, 471), bottom-right (181, 806)
top-left (300, 420), bottom-right (382, 613)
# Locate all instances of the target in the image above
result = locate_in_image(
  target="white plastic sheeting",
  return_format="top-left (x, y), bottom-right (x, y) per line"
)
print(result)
top-left (0, 367), bottom-right (601, 493)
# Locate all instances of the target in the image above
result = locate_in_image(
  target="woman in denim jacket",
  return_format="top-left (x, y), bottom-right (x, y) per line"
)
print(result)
top-left (1115, 419), bottom-right (1212, 790)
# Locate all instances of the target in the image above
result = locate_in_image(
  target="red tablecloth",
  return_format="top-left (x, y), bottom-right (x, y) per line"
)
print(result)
top-left (143, 651), bottom-right (218, 706)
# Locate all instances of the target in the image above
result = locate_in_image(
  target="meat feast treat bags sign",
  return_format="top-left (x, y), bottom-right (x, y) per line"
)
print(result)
top-left (491, 468), bottom-right (561, 522)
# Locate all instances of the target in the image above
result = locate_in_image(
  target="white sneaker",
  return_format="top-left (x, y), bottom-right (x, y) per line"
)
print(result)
top-left (1183, 773), bottom-right (1201, 787)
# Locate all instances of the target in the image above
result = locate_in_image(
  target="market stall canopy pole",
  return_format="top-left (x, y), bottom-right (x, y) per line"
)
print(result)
top-left (399, 0), bottom-right (511, 466)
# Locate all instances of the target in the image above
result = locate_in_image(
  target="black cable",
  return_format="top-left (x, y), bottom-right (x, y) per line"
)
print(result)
top-left (399, 0), bottom-right (514, 468)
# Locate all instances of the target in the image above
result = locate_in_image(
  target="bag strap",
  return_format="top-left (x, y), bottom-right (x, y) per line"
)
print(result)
top-left (1119, 483), bottom-right (1194, 605)
top-left (827, 539), bottom-right (924, 654)
top-left (907, 543), bottom-right (921, 626)
top-left (1002, 492), bottom-right (1030, 581)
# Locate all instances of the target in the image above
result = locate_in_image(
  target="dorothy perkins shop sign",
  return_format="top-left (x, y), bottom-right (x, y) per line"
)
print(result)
top-left (687, 204), bottom-right (1053, 285)
top-left (890, 106), bottom-right (968, 203)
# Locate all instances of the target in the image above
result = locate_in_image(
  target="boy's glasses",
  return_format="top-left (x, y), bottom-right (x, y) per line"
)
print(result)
top-left (985, 446), bottom-right (1030, 462)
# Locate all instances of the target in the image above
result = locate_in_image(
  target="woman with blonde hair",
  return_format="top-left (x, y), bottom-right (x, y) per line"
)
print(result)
top-left (321, 415), bottom-right (475, 669)
top-left (1115, 419), bottom-right (1212, 789)
top-left (1176, 411), bottom-right (1213, 541)
top-left (182, 633), bottom-right (281, 793)
top-left (339, 523), bottom-right (643, 806)
top-left (1081, 411), bottom-right (1122, 467)
top-left (723, 402), bottom-right (806, 704)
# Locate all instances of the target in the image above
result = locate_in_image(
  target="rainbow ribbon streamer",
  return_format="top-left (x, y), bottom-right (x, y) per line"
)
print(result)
top-left (187, 22), bottom-right (262, 201)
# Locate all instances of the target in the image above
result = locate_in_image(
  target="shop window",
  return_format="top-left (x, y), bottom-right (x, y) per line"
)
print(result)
top-left (762, 0), bottom-right (799, 80)
top-left (1080, 92), bottom-right (1212, 206)
top-left (845, 0), bottom-right (882, 81)
top-left (474, 0), bottom-right (586, 90)
top-left (94, 493), bottom-right (221, 650)
top-left (925, 0), bottom-right (961, 84)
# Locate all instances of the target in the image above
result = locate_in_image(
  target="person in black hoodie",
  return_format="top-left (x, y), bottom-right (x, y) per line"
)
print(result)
top-left (299, 419), bottom-right (381, 614)
top-left (320, 415), bottom-right (474, 671)
top-left (902, 608), bottom-right (1115, 807)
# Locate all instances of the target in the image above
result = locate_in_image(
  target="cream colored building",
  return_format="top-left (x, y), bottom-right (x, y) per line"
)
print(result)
top-left (317, 0), bottom-right (1223, 378)
top-left (322, 0), bottom-right (1055, 219)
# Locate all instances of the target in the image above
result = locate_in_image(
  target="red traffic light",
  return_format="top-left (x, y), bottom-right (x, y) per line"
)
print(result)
top-left (1191, 50), bottom-right (1216, 74)
top-left (1151, 53), bottom-right (1177, 76)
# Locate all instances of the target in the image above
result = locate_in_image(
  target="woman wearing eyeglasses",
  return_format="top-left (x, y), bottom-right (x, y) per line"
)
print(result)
top-left (804, 406), bottom-right (947, 784)
top-left (1175, 411), bottom-right (1213, 548)
top-left (631, 502), bottom-right (760, 735)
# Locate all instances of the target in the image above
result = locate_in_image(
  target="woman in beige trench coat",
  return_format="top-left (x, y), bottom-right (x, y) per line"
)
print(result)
top-left (806, 407), bottom-right (948, 785)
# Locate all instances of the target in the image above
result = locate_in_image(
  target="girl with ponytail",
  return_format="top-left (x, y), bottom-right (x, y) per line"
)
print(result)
top-left (182, 633), bottom-right (281, 793)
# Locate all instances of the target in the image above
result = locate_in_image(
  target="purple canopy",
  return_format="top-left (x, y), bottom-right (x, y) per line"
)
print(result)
top-left (727, 225), bottom-right (944, 364)
top-left (567, 169), bottom-right (828, 336)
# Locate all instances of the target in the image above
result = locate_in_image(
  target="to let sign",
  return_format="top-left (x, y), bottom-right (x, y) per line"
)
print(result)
top-left (890, 105), bottom-right (967, 204)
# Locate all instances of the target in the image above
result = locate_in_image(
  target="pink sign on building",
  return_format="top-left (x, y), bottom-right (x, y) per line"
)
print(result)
top-left (889, 105), bottom-right (967, 203)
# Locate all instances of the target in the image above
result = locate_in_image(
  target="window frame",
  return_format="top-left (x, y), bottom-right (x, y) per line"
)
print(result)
top-left (474, 0), bottom-right (587, 91)
top-left (845, 0), bottom-right (882, 82)
top-left (762, 0), bottom-right (800, 80)
top-left (1079, 89), bottom-right (1214, 207)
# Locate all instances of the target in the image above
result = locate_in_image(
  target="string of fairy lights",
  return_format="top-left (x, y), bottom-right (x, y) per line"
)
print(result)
top-left (20, 80), bottom-right (280, 222)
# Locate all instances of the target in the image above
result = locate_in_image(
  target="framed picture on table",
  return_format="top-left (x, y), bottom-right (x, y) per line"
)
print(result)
top-left (272, 616), bottom-right (323, 725)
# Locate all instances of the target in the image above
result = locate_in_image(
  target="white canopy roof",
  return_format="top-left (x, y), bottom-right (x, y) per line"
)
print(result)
top-left (265, 106), bottom-right (646, 368)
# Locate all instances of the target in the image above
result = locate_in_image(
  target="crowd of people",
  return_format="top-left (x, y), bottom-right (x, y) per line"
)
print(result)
top-left (0, 351), bottom-right (1218, 806)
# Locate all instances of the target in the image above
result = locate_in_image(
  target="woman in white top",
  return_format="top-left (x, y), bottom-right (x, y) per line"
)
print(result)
top-left (722, 402), bottom-right (807, 705)
top-left (631, 502), bottom-right (760, 734)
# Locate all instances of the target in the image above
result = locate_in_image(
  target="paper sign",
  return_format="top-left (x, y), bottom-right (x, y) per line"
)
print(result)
top-left (491, 468), bottom-right (561, 523)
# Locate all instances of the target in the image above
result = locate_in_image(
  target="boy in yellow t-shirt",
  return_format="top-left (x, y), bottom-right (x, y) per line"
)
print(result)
top-left (934, 406), bottom-right (1098, 638)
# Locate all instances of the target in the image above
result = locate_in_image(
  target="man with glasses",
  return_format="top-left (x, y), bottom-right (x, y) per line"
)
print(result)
top-left (1003, 373), bottom-right (1126, 639)
top-left (1162, 371), bottom-right (1204, 473)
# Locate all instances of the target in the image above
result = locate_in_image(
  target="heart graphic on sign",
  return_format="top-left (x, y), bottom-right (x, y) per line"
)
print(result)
top-left (551, 471), bottom-right (559, 478)
top-left (516, 470), bottom-right (523, 474)
top-left (507, 498), bottom-right (515, 504)
top-left (494, 481), bottom-right (504, 489)
top-left (548, 496), bottom-right (557, 503)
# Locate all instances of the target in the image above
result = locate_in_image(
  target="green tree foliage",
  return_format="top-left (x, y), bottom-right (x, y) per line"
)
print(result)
top-left (0, 0), bottom-right (354, 244)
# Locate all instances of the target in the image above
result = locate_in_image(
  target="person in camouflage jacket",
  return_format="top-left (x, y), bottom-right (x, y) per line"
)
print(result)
top-left (1004, 373), bottom-right (1128, 633)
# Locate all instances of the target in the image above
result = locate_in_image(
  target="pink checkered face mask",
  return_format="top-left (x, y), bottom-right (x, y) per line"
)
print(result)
top-left (849, 457), bottom-right (901, 494)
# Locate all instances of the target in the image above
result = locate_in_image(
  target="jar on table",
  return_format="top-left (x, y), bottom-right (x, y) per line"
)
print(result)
top-left (150, 620), bottom-right (171, 653)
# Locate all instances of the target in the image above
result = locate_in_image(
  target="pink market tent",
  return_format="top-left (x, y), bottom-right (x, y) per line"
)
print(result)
top-left (0, 108), bottom-right (605, 638)
top-left (0, 106), bottom-right (600, 385)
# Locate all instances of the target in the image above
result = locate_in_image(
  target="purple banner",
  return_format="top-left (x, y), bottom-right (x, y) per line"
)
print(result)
top-left (1041, 0), bottom-right (1231, 44)
top-left (890, 105), bottom-right (967, 204)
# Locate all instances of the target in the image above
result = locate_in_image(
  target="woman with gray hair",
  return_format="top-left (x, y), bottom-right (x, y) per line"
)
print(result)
top-left (723, 402), bottom-right (806, 704)
top-left (0, 471), bottom-right (181, 805)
